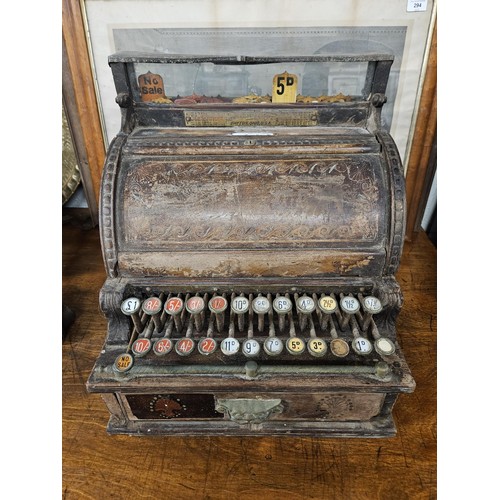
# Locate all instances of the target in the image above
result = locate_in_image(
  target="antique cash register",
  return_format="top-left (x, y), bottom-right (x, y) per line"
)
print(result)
top-left (86, 52), bottom-right (415, 437)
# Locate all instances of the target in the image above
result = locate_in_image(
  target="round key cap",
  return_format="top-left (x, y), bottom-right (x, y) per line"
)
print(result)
top-left (363, 296), bottom-right (383, 314)
top-left (330, 338), bottom-right (350, 357)
top-left (286, 337), bottom-right (306, 355)
top-left (153, 338), bottom-right (173, 356)
top-left (263, 337), bottom-right (284, 356)
top-left (307, 338), bottom-right (328, 357)
top-left (231, 296), bottom-right (249, 314)
top-left (273, 296), bottom-right (293, 314)
top-left (340, 296), bottom-right (360, 314)
top-left (142, 296), bottom-right (162, 315)
top-left (318, 295), bottom-right (337, 314)
top-left (242, 338), bottom-right (260, 357)
top-left (121, 297), bottom-right (141, 316)
top-left (113, 353), bottom-right (134, 373)
top-left (175, 337), bottom-right (196, 356)
top-left (164, 297), bottom-right (184, 315)
top-left (252, 296), bottom-right (271, 314)
top-left (374, 337), bottom-right (396, 356)
top-left (296, 295), bottom-right (315, 314)
top-left (220, 337), bottom-right (240, 356)
top-left (208, 296), bottom-right (228, 314)
top-left (351, 337), bottom-right (373, 355)
top-left (198, 337), bottom-right (217, 355)
top-left (131, 338), bottom-right (152, 357)
top-left (185, 296), bottom-right (205, 314)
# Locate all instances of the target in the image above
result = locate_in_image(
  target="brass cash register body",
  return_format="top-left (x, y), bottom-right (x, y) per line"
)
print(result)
top-left (87, 53), bottom-right (415, 437)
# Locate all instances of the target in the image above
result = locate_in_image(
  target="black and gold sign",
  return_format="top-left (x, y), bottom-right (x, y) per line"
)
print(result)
top-left (272, 71), bottom-right (297, 103)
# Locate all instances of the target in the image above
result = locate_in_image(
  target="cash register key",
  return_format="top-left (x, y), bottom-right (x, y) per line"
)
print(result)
top-left (286, 337), bottom-right (306, 355)
top-left (242, 338), bottom-right (260, 357)
top-left (351, 337), bottom-right (373, 355)
top-left (263, 337), bottom-right (284, 356)
top-left (220, 337), bottom-right (240, 356)
top-left (272, 296), bottom-right (293, 314)
top-left (363, 296), bottom-right (382, 314)
top-left (175, 337), bottom-right (196, 356)
top-left (340, 295), bottom-right (360, 314)
top-left (374, 337), bottom-right (396, 356)
top-left (330, 338), bottom-right (350, 357)
top-left (131, 337), bottom-right (152, 357)
top-left (198, 337), bottom-right (218, 355)
top-left (252, 296), bottom-right (271, 314)
top-left (113, 353), bottom-right (134, 373)
top-left (307, 338), bottom-right (328, 357)
top-left (231, 296), bottom-right (249, 314)
top-left (121, 297), bottom-right (141, 316)
top-left (164, 297), bottom-right (184, 315)
top-left (120, 297), bottom-right (144, 333)
top-left (142, 296), bottom-right (163, 315)
top-left (186, 296), bottom-right (205, 314)
top-left (209, 295), bottom-right (228, 314)
top-left (296, 295), bottom-right (315, 314)
top-left (153, 337), bottom-right (173, 356)
top-left (318, 295), bottom-right (337, 314)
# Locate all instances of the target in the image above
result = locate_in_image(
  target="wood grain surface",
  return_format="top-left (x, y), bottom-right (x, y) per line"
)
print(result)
top-left (62, 222), bottom-right (436, 500)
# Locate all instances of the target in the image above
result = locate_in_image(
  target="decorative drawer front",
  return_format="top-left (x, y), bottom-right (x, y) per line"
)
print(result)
top-left (122, 392), bottom-right (385, 424)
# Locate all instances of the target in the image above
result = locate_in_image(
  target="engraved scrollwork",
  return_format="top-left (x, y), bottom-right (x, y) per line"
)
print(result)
top-left (100, 134), bottom-right (127, 278)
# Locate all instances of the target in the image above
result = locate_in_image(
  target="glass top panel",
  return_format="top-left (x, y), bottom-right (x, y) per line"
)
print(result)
top-left (131, 61), bottom-right (369, 104)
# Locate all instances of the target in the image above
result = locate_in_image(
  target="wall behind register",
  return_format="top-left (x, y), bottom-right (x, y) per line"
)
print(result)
top-left (76, 0), bottom-right (435, 216)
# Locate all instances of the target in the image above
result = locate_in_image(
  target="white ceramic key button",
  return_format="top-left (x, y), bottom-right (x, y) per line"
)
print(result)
top-left (352, 337), bottom-right (373, 355)
top-left (273, 296), bottom-right (292, 314)
top-left (252, 296), bottom-right (271, 314)
top-left (121, 297), bottom-right (141, 315)
top-left (363, 296), bottom-right (383, 314)
top-left (286, 337), bottom-right (306, 355)
top-left (231, 296), bottom-right (249, 314)
top-left (221, 337), bottom-right (240, 355)
top-left (264, 337), bottom-right (284, 355)
top-left (375, 337), bottom-right (396, 356)
top-left (307, 338), bottom-right (327, 357)
top-left (242, 338), bottom-right (260, 357)
top-left (296, 295), bottom-right (315, 314)
top-left (340, 296), bottom-right (360, 314)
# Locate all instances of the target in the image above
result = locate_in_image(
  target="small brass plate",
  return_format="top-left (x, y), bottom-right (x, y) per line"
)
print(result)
top-left (185, 109), bottom-right (318, 127)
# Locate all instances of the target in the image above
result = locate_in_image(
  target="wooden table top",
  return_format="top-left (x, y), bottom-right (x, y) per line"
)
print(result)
top-left (62, 222), bottom-right (436, 499)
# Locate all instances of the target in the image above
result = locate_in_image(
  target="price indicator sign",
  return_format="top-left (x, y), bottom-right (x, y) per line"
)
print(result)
top-left (272, 72), bottom-right (297, 103)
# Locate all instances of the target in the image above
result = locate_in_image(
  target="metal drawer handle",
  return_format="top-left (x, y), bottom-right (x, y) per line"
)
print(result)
top-left (215, 398), bottom-right (283, 425)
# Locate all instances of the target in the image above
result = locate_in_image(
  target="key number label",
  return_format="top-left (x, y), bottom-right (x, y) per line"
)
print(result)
top-left (352, 338), bottom-right (372, 355)
top-left (186, 296), bottom-right (204, 314)
top-left (273, 297), bottom-right (292, 314)
top-left (231, 297), bottom-right (249, 314)
top-left (198, 337), bottom-right (217, 355)
top-left (175, 338), bottom-right (195, 356)
top-left (363, 296), bottom-right (382, 314)
top-left (142, 297), bottom-right (162, 315)
top-left (272, 72), bottom-right (297, 103)
top-left (113, 353), bottom-right (134, 372)
top-left (264, 337), bottom-right (284, 356)
top-left (221, 337), bottom-right (240, 356)
top-left (340, 296), bottom-right (359, 314)
top-left (318, 296), bottom-right (337, 313)
top-left (132, 338), bottom-right (152, 356)
top-left (286, 337), bottom-right (306, 355)
top-left (252, 297), bottom-right (270, 314)
top-left (297, 296), bottom-right (315, 314)
top-left (153, 338), bottom-right (173, 356)
top-left (307, 338), bottom-right (327, 357)
top-left (165, 297), bottom-right (183, 315)
top-left (121, 297), bottom-right (141, 315)
top-left (242, 339), bottom-right (260, 357)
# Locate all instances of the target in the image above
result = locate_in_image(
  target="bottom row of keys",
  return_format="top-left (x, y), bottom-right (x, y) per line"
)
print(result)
top-left (114, 335), bottom-right (395, 372)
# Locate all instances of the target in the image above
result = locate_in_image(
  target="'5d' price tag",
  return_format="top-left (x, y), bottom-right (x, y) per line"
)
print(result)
top-left (272, 72), bottom-right (297, 103)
